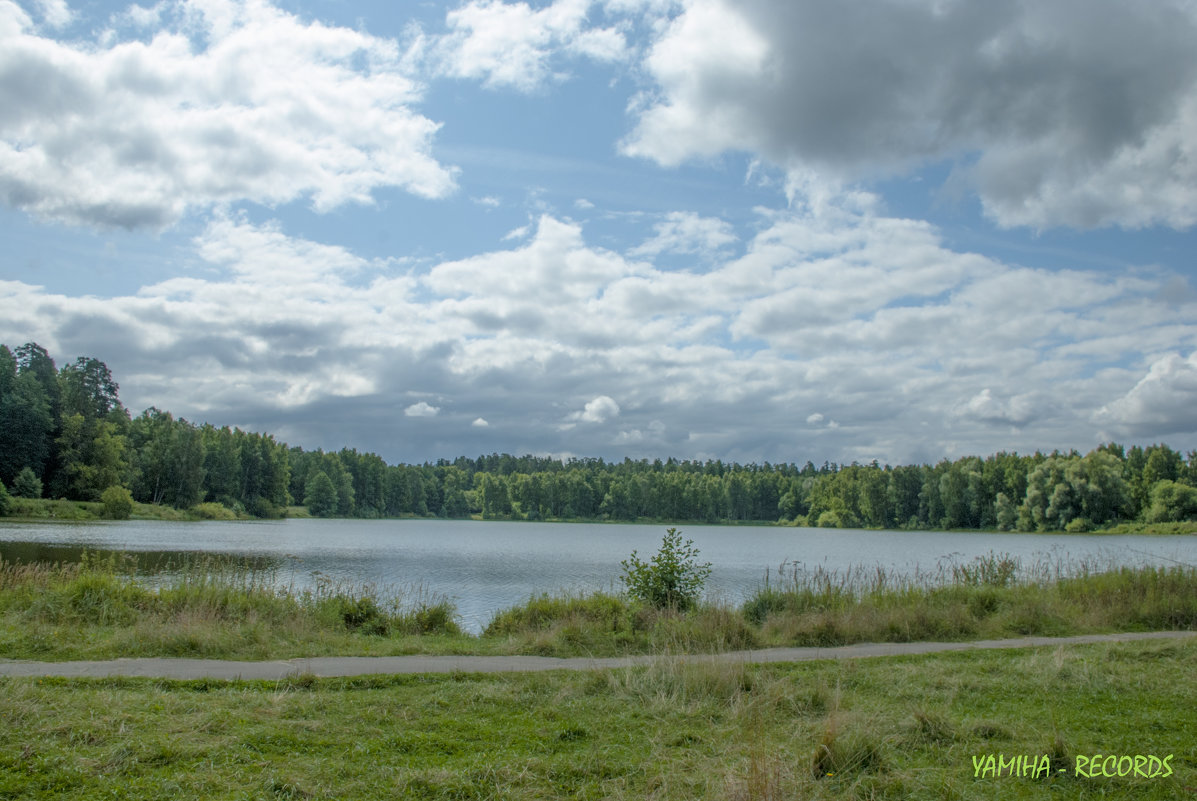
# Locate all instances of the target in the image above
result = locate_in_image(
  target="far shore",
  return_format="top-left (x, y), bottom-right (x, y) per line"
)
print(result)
top-left (3, 496), bottom-right (1196, 535)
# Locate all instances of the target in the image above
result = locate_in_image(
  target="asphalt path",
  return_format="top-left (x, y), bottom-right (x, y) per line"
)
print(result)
top-left (1, 631), bottom-right (1192, 681)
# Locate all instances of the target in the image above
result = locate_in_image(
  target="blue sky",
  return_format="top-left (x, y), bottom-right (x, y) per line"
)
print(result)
top-left (2, 0), bottom-right (1196, 466)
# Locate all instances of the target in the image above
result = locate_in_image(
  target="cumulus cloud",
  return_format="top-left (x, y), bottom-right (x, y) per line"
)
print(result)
top-left (405, 402), bottom-right (441, 418)
top-left (570, 395), bottom-right (621, 423)
top-left (622, 0), bottom-right (1197, 230)
top-left (425, 0), bottom-right (627, 92)
top-left (0, 0), bottom-right (456, 229)
top-left (957, 389), bottom-right (1044, 428)
top-left (1094, 352), bottom-right (1197, 438)
top-left (3, 197), bottom-right (1195, 464)
top-left (33, 0), bottom-right (72, 28)
top-left (629, 211), bottom-right (736, 257)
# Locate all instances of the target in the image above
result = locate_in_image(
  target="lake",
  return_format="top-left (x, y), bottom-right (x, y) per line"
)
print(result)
top-left (2, 519), bottom-right (1196, 633)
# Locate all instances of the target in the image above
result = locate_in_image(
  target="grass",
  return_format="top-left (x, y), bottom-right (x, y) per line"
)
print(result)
top-left (3, 497), bottom-right (259, 522)
top-left (1100, 520), bottom-right (1197, 535)
top-left (0, 638), bottom-right (1193, 799)
top-left (0, 551), bottom-right (1194, 662)
top-left (0, 554), bottom-right (463, 661)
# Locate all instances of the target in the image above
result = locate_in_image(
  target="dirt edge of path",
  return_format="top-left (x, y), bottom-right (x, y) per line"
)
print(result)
top-left (2, 630), bottom-right (1193, 681)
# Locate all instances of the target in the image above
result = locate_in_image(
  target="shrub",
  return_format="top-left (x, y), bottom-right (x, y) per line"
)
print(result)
top-left (486, 592), bottom-right (629, 635)
top-left (12, 467), bottom-right (42, 499)
top-left (190, 502), bottom-right (238, 520)
top-left (621, 528), bottom-right (711, 611)
top-left (0, 480), bottom-right (10, 516)
top-left (100, 485), bottom-right (134, 520)
top-left (403, 601), bottom-right (462, 635)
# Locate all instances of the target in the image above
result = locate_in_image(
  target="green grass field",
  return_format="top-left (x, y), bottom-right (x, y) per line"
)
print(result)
top-left (2, 552), bottom-right (1194, 799)
top-left (1, 638), bottom-right (1193, 800)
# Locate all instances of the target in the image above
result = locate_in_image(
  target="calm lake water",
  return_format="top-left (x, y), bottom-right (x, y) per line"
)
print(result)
top-left (2, 519), bottom-right (1196, 633)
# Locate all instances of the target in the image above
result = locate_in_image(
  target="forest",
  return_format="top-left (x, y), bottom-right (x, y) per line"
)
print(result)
top-left (2, 342), bottom-right (1196, 530)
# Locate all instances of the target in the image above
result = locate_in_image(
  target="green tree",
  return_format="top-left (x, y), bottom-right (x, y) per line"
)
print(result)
top-left (1020, 450), bottom-right (1129, 531)
top-left (100, 485), bottom-right (134, 519)
top-left (0, 348), bottom-right (54, 486)
top-left (477, 472), bottom-right (512, 518)
top-left (14, 343), bottom-right (61, 422)
top-left (55, 414), bottom-right (129, 501)
top-left (304, 470), bottom-right (339, 517)
top-left (620, 528), bottom-right (712, 611)
top-left (1145, 480), bottom-right (1197, 523)
top-left (129, 409), bottom-right (207, 508)
top-left (11, 466), bottom-right (42, 499)
top-left (0, 480), bottom-right (10, 516)
top-left (59, 356), bottom-right (124, 422)
top-left (994, 492), bottom-right (1018, 531)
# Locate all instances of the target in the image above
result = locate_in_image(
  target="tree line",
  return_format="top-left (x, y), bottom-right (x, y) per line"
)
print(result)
top-left (2, 342), bottom-right (1196, 530)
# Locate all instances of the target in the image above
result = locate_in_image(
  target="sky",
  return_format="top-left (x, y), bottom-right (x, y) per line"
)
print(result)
top-left (2, 0), bottom-right (1196, 467)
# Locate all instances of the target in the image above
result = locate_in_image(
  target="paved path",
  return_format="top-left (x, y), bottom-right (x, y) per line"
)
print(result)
top-left (1, 631), bottom-right (1192, 681)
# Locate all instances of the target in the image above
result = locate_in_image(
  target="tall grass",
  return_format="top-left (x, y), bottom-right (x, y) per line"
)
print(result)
top-left (487, 552), bottom-right (1197, 656)
top-left (0, 553), bottom-right (460, 659)
top-left (1, 550), bottom-right (1194, 660)
top-left (744, 552), bottom-right (1197, 645)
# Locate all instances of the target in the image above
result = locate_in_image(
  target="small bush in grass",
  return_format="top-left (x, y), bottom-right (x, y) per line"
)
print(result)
top-left (190, 502), bottom-right (237, 520)
top-left (908, 708), bottom-right (955, 744)
top-left (486, 592), bottom-right (628, 635)
top-left (621, 528), bottom-right (711, 611)
top-left (812, 718), bottom-right (885, 778)
top-left (403, 601), bottom-right (461, 635)
top-left (337, 595), bottom-right (390, 635)
top-left (100, 486), bottom-right (134, 520)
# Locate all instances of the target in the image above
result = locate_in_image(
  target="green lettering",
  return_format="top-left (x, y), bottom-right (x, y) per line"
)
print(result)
top-left (1162, 755), bottom-right (1173, 778)
top-left (1133, 755), bottom-right (1148, 778)
top-left (998, 754), bottom-right (1016, 776)
top-left (1117, 756), bottom-right (1132, 776)
top-left (1147, 756), bottom-right (1163, 777)
top-left (1032, 754), bottom-right (1050, 779)
top-left (972, 755), bottom-right (984, 778)
top-left (1074, 755), bottom-right (1091, 778)
top-left (1102, 755), bottom-right (1117, 777)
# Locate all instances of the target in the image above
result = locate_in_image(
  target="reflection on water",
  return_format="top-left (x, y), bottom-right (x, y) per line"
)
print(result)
top-left (2, 518), bottom-right (1196, 633)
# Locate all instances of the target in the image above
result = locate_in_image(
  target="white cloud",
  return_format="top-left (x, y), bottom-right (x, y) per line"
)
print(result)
top-left (472, 417), bottom-right (490, 427)
top-left (118, 3), bottom-right (164, 29)
top-left (428, 0), bottom-right (627, 92)
top-left (570, 395), bottom-right (621, 423)
top-left (1095, 352), bottom-right (1197, 438)
top-left (957, 389), bottom-right (1044, 428)
top-left (622, 0), bottom-right (1197, 230)
top-left (0, 0), bottom-right (456, 229)
top-left (629, 211), bottom-right (736, 257)
top-left (33, 0), bottom-right (71, 28)
top-left (502, 224), bottom-right (531, 241)
top-left (405, 401), bottom-right (441, 418)
top-left (3, 199), bottom-right (1194, 464)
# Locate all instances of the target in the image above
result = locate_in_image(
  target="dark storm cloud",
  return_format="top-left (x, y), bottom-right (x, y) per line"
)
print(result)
top-left (626, 0), bottom-right (1197, 229)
